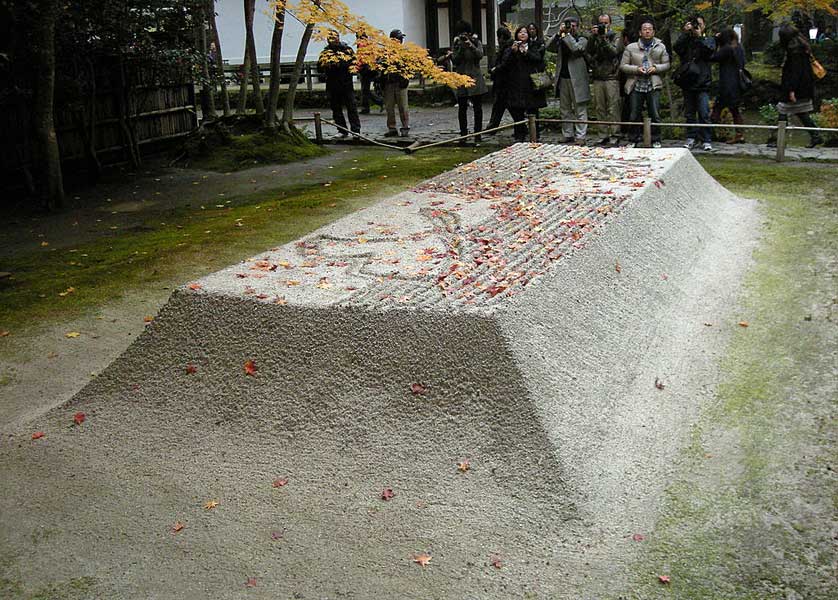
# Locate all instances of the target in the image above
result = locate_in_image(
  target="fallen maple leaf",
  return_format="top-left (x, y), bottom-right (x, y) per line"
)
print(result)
top-left (272, 477), bottom-right (289, 488)
top-left (187, 283), bottom-right (202, 291)
top-left (204, 500), bottom-right (219, 510)
top-left (654, 378), bottom-right (665, 390)
top-left (31, 431), bottom-right (45, 440)
top-left (244, 360), bottom-right (257, 376)
top-left (245, 577), bottom-right (257, 587)
top-left (632, 533), bottom-right (645, 542)
top-left (172, 521), bottom-right (185, 533)
top-left (381, 488), bottom-right (395, 501)
top-left (658, 575), bottom-right (671, 584)
top-left (410, 383), bottom-right (427, 396)
top-left (185, 364), bottom-right (198, 374)
top-left (65, 332), bottom-right (80, 338)
top-left (58, 287), bottom-right (75, 297)
top-left (457, 459), bottom-right (471, 473)
top-left (490, 555), bottom-right (502, 569)
top-left (738, 321), bottom-right (749, 328)
top-left (615, 261), bottom-right (622, 273)
top-left (270, 530), bottom-right (283, 540)
top-left (73, 412), bottom-right (86, 425)
top-left (0, 331), bottom-right (9, 337)
top-left (703, 322), bottom-right (713, 327)
top-left (413, 553), bottom-right (431, 567)
top-left (143, 316), bottom-right (154, 323)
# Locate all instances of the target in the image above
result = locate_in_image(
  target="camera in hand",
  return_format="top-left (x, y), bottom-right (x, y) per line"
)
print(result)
top-left (564, 19), bottom-right (572, 30)
top-left (597, 23), bottom-right (606, 35)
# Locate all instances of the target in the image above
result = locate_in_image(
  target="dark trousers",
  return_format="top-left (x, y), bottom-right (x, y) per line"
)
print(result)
top-left (487, 89), bottom-right (509, 130)
top-left (628, 89), bottom-right (661, 143)
top-left (683, 90), bottom-right (711, 143)
top-left (457, 94), bottom-right (484, 135)
top-left (508, 106), bottom-right (539, 141)
top-left (360, 71), bottom-right (381, 111)
top-left (770, 112), bottom-right (822, 145)
top-left (329, 89), bottom-right (361, 134)
top-left (710, 100), bottom-right (745, 140)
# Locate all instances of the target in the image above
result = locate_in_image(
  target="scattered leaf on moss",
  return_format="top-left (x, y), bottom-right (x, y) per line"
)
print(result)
top-left (73, 412), bottom-right (86, 425)
top-left (244, 360), bottom-right (257, 376)
top-left (65, 332), bottom-right (81, 338)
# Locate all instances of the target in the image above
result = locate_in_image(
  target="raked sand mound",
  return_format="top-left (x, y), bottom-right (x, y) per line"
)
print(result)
top-left (0, 144), bottom-right (760, 599)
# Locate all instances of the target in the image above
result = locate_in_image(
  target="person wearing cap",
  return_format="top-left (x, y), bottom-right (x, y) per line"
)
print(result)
top-left (381, 29), bottom-right (411, 137)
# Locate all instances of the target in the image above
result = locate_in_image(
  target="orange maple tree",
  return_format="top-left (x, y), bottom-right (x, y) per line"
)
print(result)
top-left (270, 1), bottom-right (473, 89)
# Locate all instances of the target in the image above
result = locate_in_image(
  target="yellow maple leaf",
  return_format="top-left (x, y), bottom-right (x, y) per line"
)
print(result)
top-left (65, 332), bottom-right (81, 338)
top-left (203, 500), bottom-right (219, 510)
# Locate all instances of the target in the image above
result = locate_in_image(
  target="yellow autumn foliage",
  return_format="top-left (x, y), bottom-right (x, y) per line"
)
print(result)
top-left (271, 0), bottom-right (474, 89)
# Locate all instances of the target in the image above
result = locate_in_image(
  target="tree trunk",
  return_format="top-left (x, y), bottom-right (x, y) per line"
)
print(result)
top-left (207, 0), bottom-right (231, 116)
top-left (264, 3), bottom-right (286, 130)
top-left (29, 0), bottom-right (64, 210)
top-left (236, 48), bottom-right (250, 114)
top-left (281, 23), bottom-right (314, 133)
top-left (198, 4), bottom-right (217, 121)
top-left (244, 0), bottom-right (264, 117)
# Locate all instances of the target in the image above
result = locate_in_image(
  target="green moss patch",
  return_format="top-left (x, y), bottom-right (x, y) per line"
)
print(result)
top-left (0, 148), bottom-right (489, 332)
top-left (630, 156), bottom-right (837, 598)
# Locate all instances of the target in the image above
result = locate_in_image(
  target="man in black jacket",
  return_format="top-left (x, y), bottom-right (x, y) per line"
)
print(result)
top-left (673, 16), bottom-right (715, 151)
top-left (318, 31), bottom-right (361, 137)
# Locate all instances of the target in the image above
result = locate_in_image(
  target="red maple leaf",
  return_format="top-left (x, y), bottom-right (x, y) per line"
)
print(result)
top-left (272, 478), bottom-right (288, 488)
top-left (73, 412), bottom-right (86, 426)
top-left (244, 360), bottom-right (257, 376)
top-left (654, 378), bottom-right (665, 390)
top-left (410, 383), bottom-right (427, 396)
top-left (658, 575), bottom-right (671, 584)
top-left (381, 488), bottom-right (395, 501)
top-left (490, 555), bottom-right (502, 569)
top-left (171, 521), bottom-right (185, 533)
top-left (187, 283), bottom-right (202, 291)
top-left (31, 431), bottom-right (45, 440)
top-left (185, 364), bottom-right (198, 374)
top-left (632, 533), bottom-right (645, 542)
top-left (245, 577), bottom-right (257, 587)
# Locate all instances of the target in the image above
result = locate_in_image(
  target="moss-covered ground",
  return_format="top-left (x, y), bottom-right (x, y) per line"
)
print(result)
top-left (628, 156), bottom-right (837, 598)
top-left (0, 147), bottom-right (489, 332)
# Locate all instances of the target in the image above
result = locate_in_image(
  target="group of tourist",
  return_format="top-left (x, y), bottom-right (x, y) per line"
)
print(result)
top-left (317, 16), bottom-right (826, 149)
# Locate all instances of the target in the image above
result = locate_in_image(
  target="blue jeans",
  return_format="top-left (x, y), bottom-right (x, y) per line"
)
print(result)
top-left (683, 90), bottom-right (711, 142)
top-left (629, 89), bottom-right (661, 142)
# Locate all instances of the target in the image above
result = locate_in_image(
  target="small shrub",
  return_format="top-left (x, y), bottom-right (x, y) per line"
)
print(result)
top-left (813, 97), bottom-right (838, 145)
top-left (759, 103), bottom-right (779, 124)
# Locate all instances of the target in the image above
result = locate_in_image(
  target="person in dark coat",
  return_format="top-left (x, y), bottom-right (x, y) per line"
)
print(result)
top-left (317, 31), bottom-right (360, 137)
top-left (452, 21), bottom-right (488, 141)
top-left (710, 29), bottom-right (746, 143)
top-left (498, 25), bottom-right (547, 142)
top-left (485, 26), bottom-right (513, 133)
top-left (673, 15), bottom-right (715, 150)
top-left (769, 23), bottom-right (823, 148)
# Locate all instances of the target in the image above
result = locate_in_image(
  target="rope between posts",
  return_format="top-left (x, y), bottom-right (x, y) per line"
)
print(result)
top-left (318, 117), bottom-right (405, 150)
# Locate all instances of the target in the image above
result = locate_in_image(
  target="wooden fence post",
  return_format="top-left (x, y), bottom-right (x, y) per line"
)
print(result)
top-left (528, 114), bottom-right (537, 143)
top-left (775, 121), bottom-right (787, 163)
top-left (314, 112), bottom-right (323, 144)
top-left (642, 118), bottom-right (652, 148)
